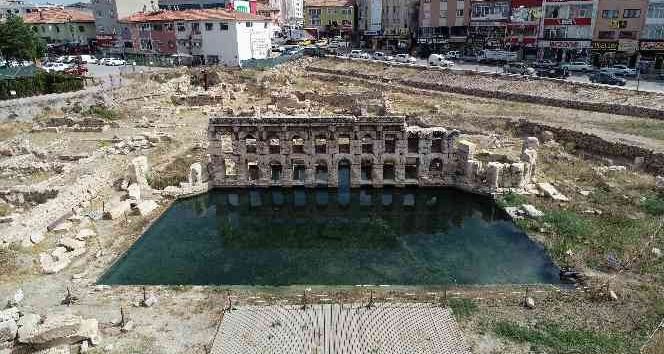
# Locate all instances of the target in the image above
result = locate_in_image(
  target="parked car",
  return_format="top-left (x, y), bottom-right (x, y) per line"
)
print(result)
top-left (601, 64), bottom-right (638, 77)
top-left (428, 54), bottom-right (454, 67)
top-left (395, 53), bottom-right (416, 64)
top-left (589, 71), bottom-right (626, 86)
top-left (373, 52), bottom-right (387, 61)
top-left (561, 61), bottom-right (594, 72)
top-left (444, 51), bottom-right (460, 60)
top-left (503, 62), bottom-right (535, 75)
top-left (79, 55), bottom-right (98, 64)
top-left (532, 59), bottom-right (557, 69)
top-left (98, 58), bottom-right (112, 65)
top-left (271, 44), bottom-right (285, 52)
top-left (536, 67), bottom-right (570, 79)
top-left (42, 62), bottom-right (71, 72)
top-left (64, 64), bottom-right (88, 76)
top-left (477, 50), bottom-right (518, 63)
top-left (108, 58), bottom-right (126, 66)
top-left (349, 50), bottom-right (364, 58)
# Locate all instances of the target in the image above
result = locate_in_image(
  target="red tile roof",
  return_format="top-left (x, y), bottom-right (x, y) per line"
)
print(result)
top-left (24, 8), bottom-right (94, 24)
top-left (304, 0), bottom-right (354, 7)
top-left (121, 9), bottom-right (267, 23)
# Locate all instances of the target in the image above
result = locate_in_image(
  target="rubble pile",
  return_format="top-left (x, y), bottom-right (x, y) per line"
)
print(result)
top-left (1, 289), bottom-right (101, 353)
top-left (32, 116), bottom-right (119, 133)
top-left (99, 132), bottom-right (173, 156)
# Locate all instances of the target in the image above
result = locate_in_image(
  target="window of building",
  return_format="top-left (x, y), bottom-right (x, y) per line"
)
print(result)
top-left (166, 23), bottom-right (174, 31)
top-left (624, 9), bottom-right (641, 18)
top-left (456, 9), bottom-right (464, 17)
top-left (602, 10), bottom-right (618, 19)
top-left (78, 25), bottom-right (85, 32)
top-left (192, 23), bottom-right (200, 34)
top-left (31, 26), bottom-right (37, 32)
top-left (205, 23), bottom-right (214, 31)
top-left (440, 10), bottom-right (447, 19)
top-left (619, 31), bottom-right (636, 39)
top-left (246, 22), bottom-right (252, 27)
top-left (219, 22), bottom-right (229, 30)
top-left (644, 24), bottom-right (664, 39)
top-left (177, 22), bottom-right (186, 31)
top-left (140, 23), bottom-right (151, 31)
top-left (140, 39), bottom-right (152, 50)
top-left (124, 41), bottom-right (133, 48)
top-left (648, 3), bottom-right (664, 19)
top-left (54, 25), bottom-right (60, 33)
top-left (598, 31), bottom-right (615, 39)
top-left (153, 24), bottom-right (163, 31)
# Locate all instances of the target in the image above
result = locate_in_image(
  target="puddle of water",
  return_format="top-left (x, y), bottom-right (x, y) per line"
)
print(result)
top-left (99, 188), bottom-right (560, 286)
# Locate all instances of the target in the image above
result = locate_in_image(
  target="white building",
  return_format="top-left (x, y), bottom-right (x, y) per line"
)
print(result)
top-left (282, 0), bottom-right (303, 24)
top-left (121, 9), bottom-right (272, 66)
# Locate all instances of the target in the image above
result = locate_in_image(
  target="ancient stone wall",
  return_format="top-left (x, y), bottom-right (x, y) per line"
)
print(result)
top-left (514, 119), bottom-right (664, 174)
top-left (208, 116), bottom-right (538, 195)
top-left (307, 67), bottom-right (664, 120)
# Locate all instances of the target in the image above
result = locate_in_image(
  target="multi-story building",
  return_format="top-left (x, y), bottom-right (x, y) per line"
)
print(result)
top-left (23, 8), bottom-right (96, 46)
top-left (303, 0), bottom-right (354, 38)
top-left (641, 0), bottom-right (664, 64)
top-left (538, 0), bottom-right (597, 62)
top-left (281, 0), bottom-right (303, 24)
top-left (158, 0), bottom-right (228, 10)
top-left (0, 0), bottom-right (37, 22)
top-left (417, 0), bottom-right (470, 54)
top-left (91, 0), bottom-right (154, 53)
top-left (592, 0), bottom-right (646, 63)
top-left (379, 0), bottom-right (419, 50)
top-left (468, 0), bottom-right (511, 51)
top-left (120, 8), bottom-right (271, 66)
top-left (507, 0), bottom-right (543, 57)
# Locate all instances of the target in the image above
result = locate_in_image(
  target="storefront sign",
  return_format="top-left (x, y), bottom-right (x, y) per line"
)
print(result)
top-left (618, 40), bottom-right (638, 53)
top-left (541, 40), bottom-right (591, 49)
top-left (592, 41), bottom-right (618, 51)
top-left (639, 41), bottom-right (664, 51)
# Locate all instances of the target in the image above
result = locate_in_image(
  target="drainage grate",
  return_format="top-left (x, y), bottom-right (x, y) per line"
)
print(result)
top-left (211, 302), bottom-right (470, 354)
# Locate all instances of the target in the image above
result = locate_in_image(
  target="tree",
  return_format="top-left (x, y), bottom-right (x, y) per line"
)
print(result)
top-left (0, 16), bottom-right (45, 62)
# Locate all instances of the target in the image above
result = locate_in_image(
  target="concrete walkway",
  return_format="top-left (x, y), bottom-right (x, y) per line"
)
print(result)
top-left (211, 302), bottom-right (470, 354)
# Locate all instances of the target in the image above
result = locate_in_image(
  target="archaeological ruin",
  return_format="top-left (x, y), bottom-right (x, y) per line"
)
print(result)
top-left (208, 116), bottom-right (539, 194)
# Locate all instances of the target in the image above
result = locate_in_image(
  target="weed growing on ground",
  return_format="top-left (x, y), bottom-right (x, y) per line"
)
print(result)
top-left (641, 194), bottom-right (664, 216)
top-left (448, 298), bottom-right (478, 319)
top-left (86, 105), bottom-right (122, 120)
top-left (496, 192), bottom-right (528, 208)
top-left (493, 321), bottom-right (629, 354)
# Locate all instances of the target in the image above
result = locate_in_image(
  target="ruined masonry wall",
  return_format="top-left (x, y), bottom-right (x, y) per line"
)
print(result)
top-left (207, 116), bottom-right (539, 195)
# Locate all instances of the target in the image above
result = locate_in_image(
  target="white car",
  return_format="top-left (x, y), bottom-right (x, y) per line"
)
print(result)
top-left (108, 58), bottom-right (126, 66)
top-left (445, 51), bottom-right (460, 60)
top-left (359, 52), bottom-right (371, 60)
top-left (349, 50), bottom-right (364, 58)
top-left (42, 62), bottom-right (71, 72)
top-left (98, 58), bottom-right (112, 65)
top-left (561, 61), bottom-right (594, 72)
top-left (395, 54), bottom-right (416, 64)
top-left (373, 52), bottom-right (387, 61)
top-left (79, 55), bottom-right (98, 64)
top-left (428, 54), bottom-right (454, 67)
top-left (602, 64), bottom-right (638, 77)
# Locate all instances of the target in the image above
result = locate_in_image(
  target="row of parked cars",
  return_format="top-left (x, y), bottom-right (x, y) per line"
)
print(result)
top-left (503, 60), bottom-right (637, 85)
top-left (52, 55), bottom-right (126, 66)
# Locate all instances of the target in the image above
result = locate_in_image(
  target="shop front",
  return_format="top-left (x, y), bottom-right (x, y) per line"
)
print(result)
top-left (538, 40), bottom-right (591, 62)
top-left (639, 41), bottom-right (664, 75)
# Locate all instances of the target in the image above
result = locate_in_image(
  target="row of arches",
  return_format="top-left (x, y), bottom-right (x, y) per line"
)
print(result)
top-left (235, 134), bottom-right (447, 155)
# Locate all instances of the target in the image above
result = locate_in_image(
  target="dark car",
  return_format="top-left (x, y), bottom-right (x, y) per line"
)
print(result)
top-left (536, 67), bottom-right (570, 79)
top-left (503, 62), bottom-right (535, 75)
top-left (589, 72), bottom-right (626, 86)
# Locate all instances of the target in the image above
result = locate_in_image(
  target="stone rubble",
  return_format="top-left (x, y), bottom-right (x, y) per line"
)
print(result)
top-left (537, 182), bottom-right (569, 202)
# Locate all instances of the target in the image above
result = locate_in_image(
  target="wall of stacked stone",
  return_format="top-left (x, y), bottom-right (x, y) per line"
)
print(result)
top-left (514, 119), bottom-right (664, 174)
top-left (207, 116), bottom-right (537, 195)
top-left (306, 66), bottom-right (664, 120)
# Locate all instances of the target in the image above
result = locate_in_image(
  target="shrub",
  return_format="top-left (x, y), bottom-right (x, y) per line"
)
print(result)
top-left (448, 298), bottom-right (478, 319)
top-left (497, 192), bottom-right (527, 208)
top-left (641, 194), bottom-right (664, 216)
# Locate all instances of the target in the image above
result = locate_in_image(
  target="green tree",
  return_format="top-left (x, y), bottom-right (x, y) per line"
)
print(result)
top-left (0, 16), bottom-right (45, 63)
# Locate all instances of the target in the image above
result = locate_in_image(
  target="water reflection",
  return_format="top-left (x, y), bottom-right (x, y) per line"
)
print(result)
top-left (99, 188), bottom-right (560, 286)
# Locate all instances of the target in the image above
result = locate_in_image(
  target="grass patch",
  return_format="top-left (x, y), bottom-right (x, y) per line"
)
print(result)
top-left (85, 105), bottom-right (122, 120)
top-left (494, 321), bottom-right (629, 354)
top-left (0, 121), bottom-right (31, 141)
top-left (0, 246), bottom-right (17, 277)
top-left (448, 298), bottom-right (478, 319)
top-left (497, 192), bottom-right (528, 208)
top-left (0, 201), bottom-right (11, 217)
top-left (642, 194), bottom-right (664, 216)
top-left (148, 148), bottom-right (206, 190)
top-left (603, 120), bottom-right (664, 142)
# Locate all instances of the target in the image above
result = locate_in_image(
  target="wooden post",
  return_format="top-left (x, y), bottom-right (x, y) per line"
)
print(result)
top-left (120, 306), bottom-right (126, 327)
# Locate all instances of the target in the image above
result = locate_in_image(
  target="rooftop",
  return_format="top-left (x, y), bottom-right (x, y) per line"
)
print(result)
top-left (23, 8), bottom-right (94, 24)
top-left (121, 9), bottom-right (267, 23)
top-left (304, 0), bottom-right (354, 7)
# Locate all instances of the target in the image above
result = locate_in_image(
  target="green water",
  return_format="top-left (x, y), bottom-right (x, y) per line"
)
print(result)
top-left (99, 188), bottom-right (560, 286)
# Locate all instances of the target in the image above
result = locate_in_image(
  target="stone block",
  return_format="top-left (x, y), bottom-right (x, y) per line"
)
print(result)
top-left (127, 183), bottom-right (141, 202)
top-left (457, 140), bottom-right (476, 159)
top-left (135, 200), bottom-right (159, 216)
top-left (19, 314), bottom-right (99, 347)
top-left (0, 319), bottom-right (17, 342)
top-left (525, 137), bottom-right (540, 150)
top-left (656, 176), bottom-right (664, 191)
top-left (522, 204), bottom-right (544, 218)
top-left (0, 307), bottom-right (19, 323)
top-left (103, 201), bottom-right (132, 220)
top-left (129, 156), bottom-right (149, 186)
top-left (17, 313), bottom-right (41, 342)
top-left (537, 182), bottom-right (569, 202)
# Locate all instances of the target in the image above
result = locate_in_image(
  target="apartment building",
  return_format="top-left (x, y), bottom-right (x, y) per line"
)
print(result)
top-left (641, 0), bottom-right (664, 64)
top-left (468, 0), bottom-right (510, 50)
top-left (91, 0), bottom-right (154, 51)
top-left (538, 0), bottom-right (597, 61)
top-left (120, 9), bottom-right (271, 66)
top-left (417, 0), bottom-right (470, 54)
top-left (158, 0), bottom-right (228, 10)
top-left (507, 0), bottom-right (542, 56)
top-left (24, 8), bottom-right (96, 46)
top-left (592, 0), bottom-right (646, 61)
top-left (303, 0), bottom-right (354, 38)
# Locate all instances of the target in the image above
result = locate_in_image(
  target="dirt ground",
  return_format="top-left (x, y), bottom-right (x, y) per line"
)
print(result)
top-left (0, 59), bottom-right (663, 354)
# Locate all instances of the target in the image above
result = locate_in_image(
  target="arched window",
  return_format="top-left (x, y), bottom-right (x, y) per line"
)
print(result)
top-left (292, 135), bottom-right (305, 154)
top-left (315, 135), bottom-right (327, 154)
top-left (338, 134), bottom-right (351, 154)
top-left (247, 161), bottom-right (260, 181)
top-left (268, 134), bottom-right (280, 154)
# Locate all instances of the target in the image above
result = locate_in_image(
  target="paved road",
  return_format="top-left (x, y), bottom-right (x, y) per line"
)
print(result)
top-left (86, 63), bottom-right (157, 79)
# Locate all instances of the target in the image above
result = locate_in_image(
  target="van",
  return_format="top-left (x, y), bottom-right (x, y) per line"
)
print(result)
top-left (428, 54), bottom-right (454, 67)
top-left (79, 55), bottom-right (98, 64)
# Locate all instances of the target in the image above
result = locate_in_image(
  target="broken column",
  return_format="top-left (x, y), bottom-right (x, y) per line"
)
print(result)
top-left (486, 162), bottom-right (503, 192)
top-left (129, 156), bottom-right (150, 187)
top-left (521, 137), bottom-right (539, 184)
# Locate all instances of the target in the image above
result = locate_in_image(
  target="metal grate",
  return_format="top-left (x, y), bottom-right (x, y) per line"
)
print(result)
top-left (211, 302), bottom-right (470, 354)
